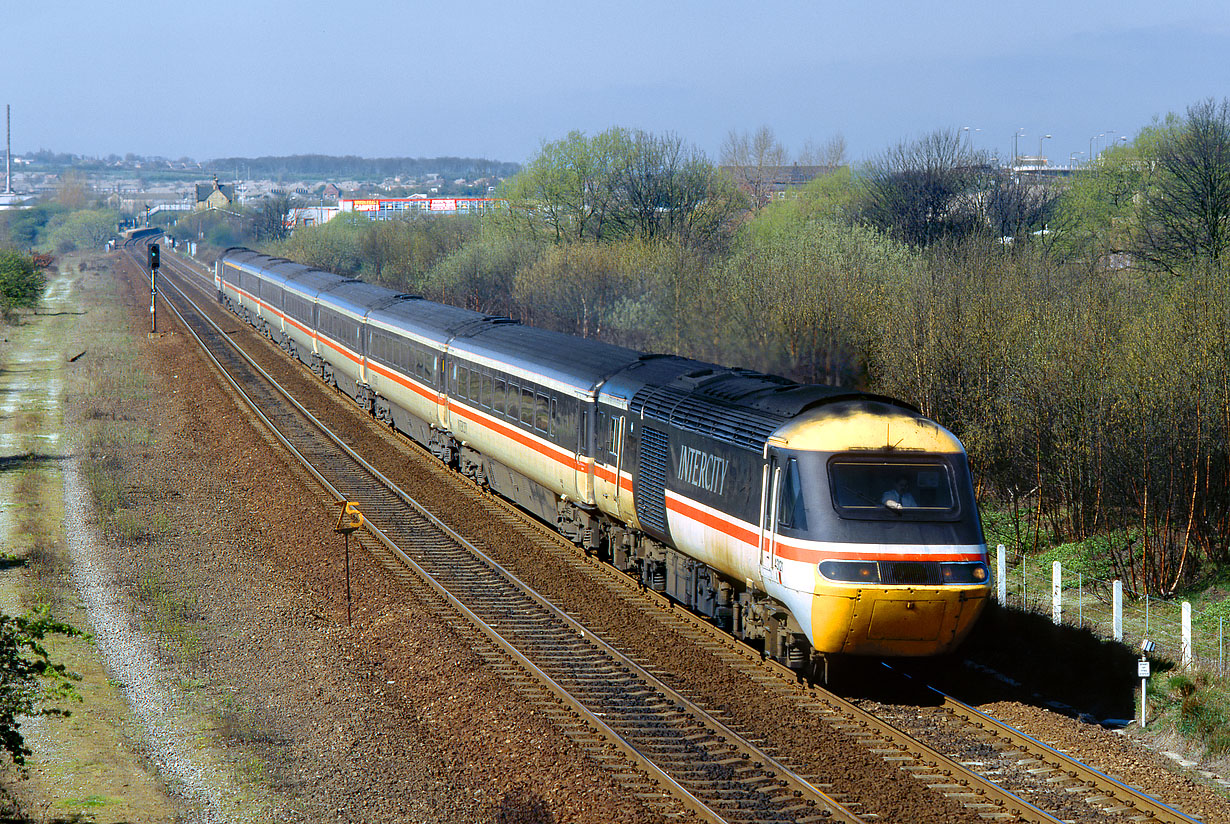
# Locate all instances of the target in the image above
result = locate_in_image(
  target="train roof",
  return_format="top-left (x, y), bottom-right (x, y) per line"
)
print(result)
top-left (367, 297), bottom-right (492, 348)
top-left (282, 267), bottom-right (353, 296)
top-left (623, 363), bottom-right (904, 451)
top-left (451, 323), bottom-right (644, 399)
top-left (316, 280), bottom-right (406, 319)
top-left (214, 247), bottom-right (916, 436)
top-left (221, 248), bottom-right (352, 295)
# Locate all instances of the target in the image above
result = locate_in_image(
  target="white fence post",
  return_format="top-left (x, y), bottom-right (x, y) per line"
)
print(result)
top-left (1113, 580), bottom-right (1123, 641)
top-left (1052, 561), bottom-right (1062, 624)
top-left (1182, 602), bottom-right (1192, 669)
top-left (996, 544), bottom-right (1006, 603)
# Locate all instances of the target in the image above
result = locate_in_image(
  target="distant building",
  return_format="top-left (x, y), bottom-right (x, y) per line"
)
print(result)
top-left (720, 163), bottom-right (838, 204)
top-left (322, 182), bottom-right (342, 200)
top-left (287, 205), bottom-right (339, 228)
top-left (338, 196), bottom-right (505, 220)
top-left (195, 176), bottom-right (235, 211)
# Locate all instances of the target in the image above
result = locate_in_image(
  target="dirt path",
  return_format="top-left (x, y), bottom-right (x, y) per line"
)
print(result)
top-left (0, 257), bottom-right (181, 821)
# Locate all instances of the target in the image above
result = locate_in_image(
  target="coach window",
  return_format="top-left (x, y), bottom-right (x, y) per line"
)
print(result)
top-left (521, 387), bottom-right (535, 426)
top-left (549, 397), bottom-right (559, 438)
top-left (535, 393), bottom-right (549, 433)
top-left (493, 379), bottom-right (506, 415)
top-left (506, 382), bottom-right (519, 420)
top-left (481, 372), bottom-right (493, 408)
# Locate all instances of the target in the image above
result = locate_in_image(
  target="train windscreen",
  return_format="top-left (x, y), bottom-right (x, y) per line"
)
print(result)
top-left (828, 461), bottom-right (958, 519)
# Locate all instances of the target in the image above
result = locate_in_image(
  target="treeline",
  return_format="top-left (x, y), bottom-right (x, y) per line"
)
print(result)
top-left (201, 154), bottom-right (520, 181)
top-left (0, 201), bottom-right (117, 256)
top-left (261, 108), bottom-right (1230, 597)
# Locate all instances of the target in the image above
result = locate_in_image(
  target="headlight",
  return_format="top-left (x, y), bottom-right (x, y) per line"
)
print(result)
top-left (941, 562), bottom-right (989, 584)
top-left (818, 561), bottom-right (881, 583)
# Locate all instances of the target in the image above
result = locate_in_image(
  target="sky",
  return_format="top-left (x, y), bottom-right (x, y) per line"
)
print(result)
top-left (5, 1), bottom-right (1229, 167)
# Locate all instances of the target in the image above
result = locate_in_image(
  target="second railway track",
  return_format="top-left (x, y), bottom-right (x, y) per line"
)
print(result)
top-left (128, 243), bottom-right (1219, 824)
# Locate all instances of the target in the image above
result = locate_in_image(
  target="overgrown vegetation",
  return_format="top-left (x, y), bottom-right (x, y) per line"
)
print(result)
top-left (242, 103), bottom-right (1230, 616)
top-left (1151, 672), bottom-right (1230, 758)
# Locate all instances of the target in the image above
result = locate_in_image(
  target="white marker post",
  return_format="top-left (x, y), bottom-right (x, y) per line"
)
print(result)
top-left (1052, 561), bottom-right (1062, 624)
top-left (996, 544), bottom-right (1006, 603)
top-left (1139, 639), bottom-right (1155, 728)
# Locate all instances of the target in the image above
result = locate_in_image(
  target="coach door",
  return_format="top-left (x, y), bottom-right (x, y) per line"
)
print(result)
top-left (612, 414), bottom-right (638, 522)
top-left (759, 452), bottom-right (783, 585)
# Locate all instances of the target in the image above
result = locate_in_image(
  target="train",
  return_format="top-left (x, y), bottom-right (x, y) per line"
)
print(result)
top-left (214, 247), bottom-right (990, 668)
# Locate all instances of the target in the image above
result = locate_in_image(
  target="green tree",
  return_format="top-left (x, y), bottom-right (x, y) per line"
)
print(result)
top-left (275, 212), bottom-right (368, 276)
top-left (1049, 140), bottom-right (1145, 268)
top-left (719, 216), bottom-right (917, 384)
top-left (424, 231), bottom-right (542, 315)
top-left (46, 209), bottom-right (118, 253)
top-left (500, 127), bottom-right (743, 247)
top-left (500, 129), bottom-right (628, 242)
top-left (0, 250), bottom-right (47, 316)
top-left (0, 608), bottom-right (82, 768)
top-left (512, 241), bottom-right (642, 338)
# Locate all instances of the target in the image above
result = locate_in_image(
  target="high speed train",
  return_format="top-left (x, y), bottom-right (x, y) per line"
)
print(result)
top-left (215, 247), bottom-right (990, 668)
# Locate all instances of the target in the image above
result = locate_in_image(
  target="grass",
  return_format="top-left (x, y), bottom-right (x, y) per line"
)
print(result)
top-left (1150, 670), bottom-right (1230, 760)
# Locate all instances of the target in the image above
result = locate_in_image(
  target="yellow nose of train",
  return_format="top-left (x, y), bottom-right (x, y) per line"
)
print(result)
top-left (766, 400), bottom-right (991, 657)
top-left (809, 574), bottom-right (989, 656)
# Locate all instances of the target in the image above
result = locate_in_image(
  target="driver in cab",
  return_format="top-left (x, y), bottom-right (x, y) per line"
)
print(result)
top-left (881, 477), bottom-right (917, 511)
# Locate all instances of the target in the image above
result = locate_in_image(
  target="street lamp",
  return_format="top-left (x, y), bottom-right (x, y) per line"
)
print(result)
top-left (1089, 133), bottom-right (1105, 163)
top-left (1013, 128), bottom-right (1026, 166)
top-left (962, 126), bottom-right (981, 152)
top-left (1038, 134), bottom-right (1052, 165)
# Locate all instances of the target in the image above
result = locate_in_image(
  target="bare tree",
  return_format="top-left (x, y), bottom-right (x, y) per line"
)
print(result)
top-left (1135, 97), bottom-right (1230, 272)
top-left (721, 126), bottom-right (788, 209)
top-left (254, 194), bottom-right (294, 243)
top-left (798, 133), bottom-right (848, 168)
top-left (859, 129), bottom-right (988, 247)
top-left (982, 169), bottom-right (1061, 241)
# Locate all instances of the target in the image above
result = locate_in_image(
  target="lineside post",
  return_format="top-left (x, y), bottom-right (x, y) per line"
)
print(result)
top-left (148, 242), bottom-right (160, 333)
top-left (1113, 580), bottom-right (1123, 641)
top-left (1052, 561), bottom-right (1062, 625)
top-left (335, 501), bottom-right (364, 626)
top-left (996, 544), bottom-right (1006, 603)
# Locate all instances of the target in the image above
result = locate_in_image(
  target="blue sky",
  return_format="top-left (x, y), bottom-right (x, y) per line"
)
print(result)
top-left (6, 1), bottom-right (1228, 166)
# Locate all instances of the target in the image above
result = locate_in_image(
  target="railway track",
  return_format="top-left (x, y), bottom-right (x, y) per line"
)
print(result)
top-left (127, 242), bottom-right (1214, 824)
top-left (131, 243), bottom-right (864, 823)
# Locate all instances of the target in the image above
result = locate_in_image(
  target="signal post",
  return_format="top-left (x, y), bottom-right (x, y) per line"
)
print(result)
top-left (148, 242), bottom-right (160, 333)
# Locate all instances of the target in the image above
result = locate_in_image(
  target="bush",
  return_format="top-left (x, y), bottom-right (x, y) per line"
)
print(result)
top-left (0, 249), bottom-right (47, 317)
